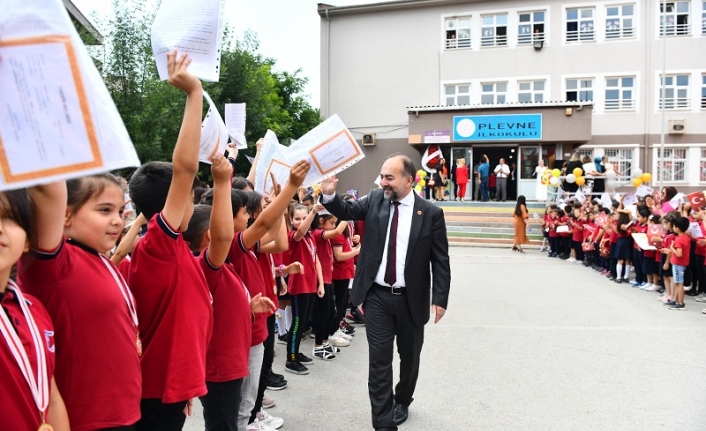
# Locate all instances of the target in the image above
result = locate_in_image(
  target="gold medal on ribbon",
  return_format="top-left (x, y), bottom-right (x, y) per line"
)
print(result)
top-left (136, 332), bottom-right (143, 357)
top-left (38, 422), bottom-right (54, 431)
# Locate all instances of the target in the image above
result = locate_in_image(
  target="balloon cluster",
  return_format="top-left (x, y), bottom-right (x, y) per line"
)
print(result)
top-left (414, 170), bottom-right (427, 193)
top-left (542, 165), bottom-right (653, 189)
top-left (630, 169), bottom-right (652, 187)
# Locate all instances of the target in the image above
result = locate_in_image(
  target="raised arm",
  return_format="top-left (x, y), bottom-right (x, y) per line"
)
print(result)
top-left (207, 154), bottom-right (235, 266)
top-left (111, 213), bottom-right (147, 265)
top-left (259, 216), bottom-right (288, 254)
top-left (29, 181), bottom-right (67, 251)
top-left (246, 138), bottom-right (264, 185)
top-left (294, 206), bottom-right (318, 242)
top-left (333, 243), bottom-right (360, 261)
top-left (161, 52), bottom-right (203, 231)
top-left (242, 160), bottom-right (310, 249)
top-left (322, 220), bottom-right (348, 240)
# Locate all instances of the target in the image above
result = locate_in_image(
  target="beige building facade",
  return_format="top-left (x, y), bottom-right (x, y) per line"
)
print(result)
top-left (319, 0), bottom-right (706, 199)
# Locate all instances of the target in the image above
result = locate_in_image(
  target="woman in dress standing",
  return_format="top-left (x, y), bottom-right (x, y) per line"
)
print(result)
top-left (513, 195), bottom-right (530, 253)
top-left (433, 158), bottom-right (448, 201)
top-left (534, 159), bottom-right (548, 201)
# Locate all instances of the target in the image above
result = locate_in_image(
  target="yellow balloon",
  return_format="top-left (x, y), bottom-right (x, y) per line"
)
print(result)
top-left (641, 172), bottom-right (652, 183)
top-left (418, 180), bottom-right (425, 187)
top-left (551, 169), bottom-right (561, 177)
top-left (575, 176), bottom-right (585, 186)
top-left (632, 178), bottom-right (643, 187)
top-left (573, 168), bottom-right (583, 177)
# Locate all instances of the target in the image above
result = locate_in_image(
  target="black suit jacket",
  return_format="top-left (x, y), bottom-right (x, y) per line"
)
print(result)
top-left (323, 189), bottom-right (451, 327)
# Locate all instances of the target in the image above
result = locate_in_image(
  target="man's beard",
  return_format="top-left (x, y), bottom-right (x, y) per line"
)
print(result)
top-left (383, 187), bottom-right (399, 201)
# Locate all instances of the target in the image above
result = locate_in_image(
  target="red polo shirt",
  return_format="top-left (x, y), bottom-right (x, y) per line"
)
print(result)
top-left (228, 232), bottom-right (267, 346)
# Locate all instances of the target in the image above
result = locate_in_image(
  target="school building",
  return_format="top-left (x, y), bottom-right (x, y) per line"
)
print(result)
top-left (318, 0), bottom-right (706, 200)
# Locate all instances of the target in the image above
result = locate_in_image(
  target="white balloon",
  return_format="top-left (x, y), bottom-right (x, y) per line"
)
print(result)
top-left (606, 179), bottom-right (617, 190)
top-left (566, 173), bottom-right (576, 183)
top-left (549, 176), bottom-right (559, 186)
top-left (631, 168), bottom-right (643, 178)
top-left (605, 170), bottom-right (616, 179)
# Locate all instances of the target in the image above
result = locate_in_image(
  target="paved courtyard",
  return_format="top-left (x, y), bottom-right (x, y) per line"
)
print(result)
top-left (184, 247), bottom-right (706, 430)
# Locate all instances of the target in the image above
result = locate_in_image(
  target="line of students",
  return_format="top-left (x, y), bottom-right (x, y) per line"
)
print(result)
top-left (0, 54), bottom-right (361, 431)
top-left (540, 195), bottom-right (706, 312)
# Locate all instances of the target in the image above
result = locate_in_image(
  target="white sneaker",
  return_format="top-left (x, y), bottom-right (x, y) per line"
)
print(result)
top-left (694, 293), bottom-right (706, 303)
top-left (645, 284), bottom-right (659, 291)
top-left (640, 283), bottom-right (652, 290)
top-left (539, 245), bottom-right (547, 252)
top-left (257, 409), bottom-right (284, 429)
top-left (335, 328), bottom-right (353, 341)
top-left (567, 257), bottom-right (576, 263)
top-left (247, 419), bottom-right (275, 431)
top-left (328, 334), bottom-right (351, 347)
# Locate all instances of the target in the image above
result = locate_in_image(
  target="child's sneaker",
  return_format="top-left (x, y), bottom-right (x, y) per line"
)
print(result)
top-left (247, 419), bottom-right (275, 431)
top-left (285, 360), bottom-right (309, 375)
top-left (296, 353), bottom-right (314, 364)
top-left (629, 279), bottom-right (640, 286)
top-left (313, 345), bottom-right (336, 361)
top-left (668, 302), bottom-right (685, 310)
top-left (539, 245), bottom-right (547, 252)
top-left (276, 334), bottom-right (287, 344)
top-left (262, 394), bottom-right (275, 409)
top-left (567, 257), bottom-right (576, 263)
top-left (256, 409), bottom-right (283, 429)
top-left (328, 334), bottom-right (351, 347)
top-left (645, 284), bottom-right (659, 291)
top-left (334, 328), bottom-right (353, 341)
top-left (322, 342), bottom-right (341, 354)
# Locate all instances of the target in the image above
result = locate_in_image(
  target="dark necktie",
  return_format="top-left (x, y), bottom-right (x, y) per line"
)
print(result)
top-left (384, 202), bottom-right (400, 286)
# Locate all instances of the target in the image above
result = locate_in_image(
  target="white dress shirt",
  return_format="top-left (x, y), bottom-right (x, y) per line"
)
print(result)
top-left (494, 164), bottom-right (510, 178)
top-left (373, 191), bottom-right (414, 288)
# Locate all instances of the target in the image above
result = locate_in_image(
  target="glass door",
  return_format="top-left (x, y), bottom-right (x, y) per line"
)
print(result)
top-left (451, 147), bottom-right (472, 200)
top-left (519, 146), bottom-right (541, 200)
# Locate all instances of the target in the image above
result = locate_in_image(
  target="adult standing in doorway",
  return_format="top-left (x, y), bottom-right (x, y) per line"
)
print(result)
top-left (455, 158), bottom-right (469, 201)
top-left (534, 159), bottom-right (548, 201)
top-left (321, 155), bottom-right (451, 431)
top-left (432, 158), bottom-right (448, 201)
top-left (478, 155), bottom-right (490, 202)
top-left (472, 161), bottom-right (481, 201)
top-left (449, 158), bottom-right (458, 200)
top-left (494, 158), bottom-right (510, 202)
top-left (509, 162), bottom-right (517, 201)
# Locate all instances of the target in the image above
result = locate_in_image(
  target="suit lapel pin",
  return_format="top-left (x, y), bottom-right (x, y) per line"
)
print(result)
top-left (417, 210), bottom-right (422, 215)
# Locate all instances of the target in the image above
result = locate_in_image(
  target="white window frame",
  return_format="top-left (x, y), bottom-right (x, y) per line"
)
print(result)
top-left (566, 7), bottom-right (596, 41)
top-left (604, 148), bottom-right (634, 177)
top-left (444, 16), bottom-right (472, 50)
top-left (444, 83), bottom-right (472, 106)
top-left (517, 80), bottom-right (546, 103)
top-left (659, 1), bottom-right (690, 36)
top-left (605, 4), bottom-right (636, 39)
top-left (481, 81), bottom-right (508, 104)
top-left (655, 147), bottom-right (688, 183)
top-left (700, 148), bottom-right (706, 183)
top-left (605, 76), bottom-right (636, 110)
top-left (566, 78), bottom-right (594, 102)
top-left (518, 10), bottom-right (546, 45)
top-left (577, 148), bottom-right (595, 161)
top-left (659, 73), bottom-right (690, 109)
top-left (702, 1), bottom-right (706, 35)
top-left (701, 73), bottom-right (706, 109)
top-left (481, 13), bottom-right (508, 47)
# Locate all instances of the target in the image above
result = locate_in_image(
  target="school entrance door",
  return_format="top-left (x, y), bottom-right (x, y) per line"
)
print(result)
top-left (519, 146), bottom-right (541, 200)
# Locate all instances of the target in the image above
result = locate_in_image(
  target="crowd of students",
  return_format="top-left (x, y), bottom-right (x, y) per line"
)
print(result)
top-left (1, 54), bottom-right (364, 431)
top-left (539, 186), bottom-right (706, 312)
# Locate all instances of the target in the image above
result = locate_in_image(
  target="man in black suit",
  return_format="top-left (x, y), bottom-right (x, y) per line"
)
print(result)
top-left (322, 154), bottom-right (451, 431)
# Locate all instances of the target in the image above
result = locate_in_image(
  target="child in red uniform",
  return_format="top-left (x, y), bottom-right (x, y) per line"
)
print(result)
top-left (227, 163), bottom-right (309, 430)
top-left (312, 210), bottom-right (351, 358)
top-left (666, 216), bottom-right (690, 310)
top-left (19, 176), bottom-right (143, 431)
top-left (183, 156), bottom-right (276, 431)
top-left (569, 205), bottom-right (584, 263)
top-left (331, 221), bottom-right (361, 337)
top-left (127, 53), bottom-right (214, 430)
top-left (547, 206), bottom-right (559, 257)
top-left (286, 205), bottom-right (324, 375)
top-left (656, 215), bottom-right (676, 303)
top-left (0, 189), bottom-right (69, 431)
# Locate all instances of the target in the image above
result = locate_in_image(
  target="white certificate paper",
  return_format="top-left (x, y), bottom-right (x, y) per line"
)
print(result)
top-left (151, 0), bottom-right (225, 82)
top-left (254, 114), bottom-right (364, 193)
top-left (687, 222), bottom-right (704, 239)
top-left (225, 103), bottom-right (247, 149)
top-left (199, 91), bottom-right (229, 164)
top-left (0, 0), bottom-right (139, 191)
top-left (631, 233), bottom-right (657, 250)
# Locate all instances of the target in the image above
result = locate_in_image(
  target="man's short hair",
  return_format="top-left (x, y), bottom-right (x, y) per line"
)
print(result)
top-left (129, 161), bottom-right (199, 220)
top-left (386, 154), bottom-right (416, 179)
top-left (182, 205), bottom-right (211, 251)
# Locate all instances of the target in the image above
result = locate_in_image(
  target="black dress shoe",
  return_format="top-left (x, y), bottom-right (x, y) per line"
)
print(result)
top-left (393, 403), bottom-right (409, 425)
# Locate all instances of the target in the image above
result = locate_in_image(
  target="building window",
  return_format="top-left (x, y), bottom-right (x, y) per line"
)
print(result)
top-left (566, 7), bottom-right (595, 41)
top-left (657, 148), bottom-right (687, 182)
top-left (481, 82), bottom-right (507, 104)
top-left (445, 84), bottom-right (471, 105)
top-left (605, 76), bottom-right (635, 110)
top-left (606, 4), bottom-right (635, 39)
top-left (660, 74), bottom-right (690, 109)
top-left (518, 11), bottom-right (545, 44)
top-left (604, 148), bottom-right (634, 177)
top-left (702, 1), bottom-right (706, 34)
top-left (660, 1), bottom-right (690, 36)
top-left (566, 78), bottom-right (594, 102)
top-left (518, 80), bottom-right (545, 103)
top-left (481, 13), bottom-right (508, 47)
top-left (702, 74), bottom-right (706, 109)
top-left (577, 148), bottom-right (594, 161)
top-left (445, 17), bottom-right (472, 49)
top-left (700, 148), bottom-right (706, 182)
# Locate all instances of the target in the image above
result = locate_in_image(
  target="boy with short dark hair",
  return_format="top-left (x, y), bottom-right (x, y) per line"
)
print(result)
top-left (127, 52), bottom-right (214, 430)
top-left (667, 216), bottom-right (690, 310)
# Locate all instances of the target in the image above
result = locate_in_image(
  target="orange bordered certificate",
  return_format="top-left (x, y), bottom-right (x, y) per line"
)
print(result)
top-left (308, 129), bottom-right (362, 176)
top-left (0, 35), bottom-right (102, 185)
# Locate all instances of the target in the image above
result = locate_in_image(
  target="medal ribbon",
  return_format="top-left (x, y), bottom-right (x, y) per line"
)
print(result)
top-left (99, 256), bottom-right (139, 328)
top-left (0, 280), bottom-right (49, 415)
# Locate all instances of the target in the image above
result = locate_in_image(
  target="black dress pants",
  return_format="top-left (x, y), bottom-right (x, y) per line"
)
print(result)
top-left (136, 399), bottom-right (187, 431)
top-left (364, 286), bottom-right (424, 430)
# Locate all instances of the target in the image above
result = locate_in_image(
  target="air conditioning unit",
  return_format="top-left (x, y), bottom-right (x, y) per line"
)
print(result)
top-left (362, 133), bottom-right (376, 146)
top-left (669, 119), bottom-right (685, 134)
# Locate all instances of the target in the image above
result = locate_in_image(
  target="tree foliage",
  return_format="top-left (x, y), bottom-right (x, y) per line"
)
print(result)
top-left (99, 1), bottom-right (321, 180)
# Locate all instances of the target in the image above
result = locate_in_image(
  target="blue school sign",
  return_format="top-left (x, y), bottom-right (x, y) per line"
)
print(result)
top-left (453, 114), bottom-right (542, 141)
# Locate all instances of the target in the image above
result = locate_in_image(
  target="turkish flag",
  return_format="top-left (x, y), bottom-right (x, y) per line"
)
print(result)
top-left (647, 224), bottom-right (665, 243)
top-left (687, 191), bottom-right (706, 210)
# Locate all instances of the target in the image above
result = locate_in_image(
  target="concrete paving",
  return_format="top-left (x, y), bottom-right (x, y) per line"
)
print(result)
top-left (184, 247), bottom-right (706, 430)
